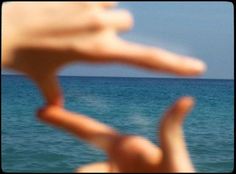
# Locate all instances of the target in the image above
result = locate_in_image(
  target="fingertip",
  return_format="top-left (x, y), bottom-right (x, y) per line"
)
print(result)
top-left (177, 96), bottom-right (195, 109)
top-left (172, 96), bottom-right (195, 118)
top-left (175, 57), bottom-right (207, 76)
top-left (198, 60), bottom-right (207, 74)
top-left (190, 58), bottom-right (207, 75)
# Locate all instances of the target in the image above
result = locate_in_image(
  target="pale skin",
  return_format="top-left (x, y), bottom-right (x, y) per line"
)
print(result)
top-left (2, 2), bottom-right (206, 172)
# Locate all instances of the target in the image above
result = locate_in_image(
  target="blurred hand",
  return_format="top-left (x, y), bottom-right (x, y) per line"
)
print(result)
top-left (38, 96), bottom-right (195, 173)
top-left (2, 2), bottom-right (205, 106)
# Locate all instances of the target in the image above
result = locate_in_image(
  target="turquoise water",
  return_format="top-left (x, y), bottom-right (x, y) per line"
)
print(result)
top-left (2, 75), bottom-right (234, 172)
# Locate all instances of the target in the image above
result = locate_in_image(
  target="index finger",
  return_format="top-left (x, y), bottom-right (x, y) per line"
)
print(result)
top-left (108, 40), bottom-right (206, 76)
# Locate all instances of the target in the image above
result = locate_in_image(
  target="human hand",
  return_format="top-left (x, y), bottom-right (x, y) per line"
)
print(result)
top-left (38, 96), bottom-right (195, 173)
top-left (2, 2), bottom-right (206, 106)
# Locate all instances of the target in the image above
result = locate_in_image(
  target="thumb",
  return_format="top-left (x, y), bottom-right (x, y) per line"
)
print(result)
top-left (31, 73), bottom-right (63, 106)
top-left (158, 96), bottom-right (195, 172)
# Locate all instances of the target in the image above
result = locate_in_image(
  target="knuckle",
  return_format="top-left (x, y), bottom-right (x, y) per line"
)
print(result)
top-left (90, 12), bottom-right (105, 28)
top-left (119, 136), bottom-right (147, 153)
top-left (119, 10), bottom-right (134, 28)
top-left (123, 10), bottom-right (133, 21)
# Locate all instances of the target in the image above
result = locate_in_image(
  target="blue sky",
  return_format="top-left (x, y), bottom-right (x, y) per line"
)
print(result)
top-left (2, 2), bottom-right (234, 79)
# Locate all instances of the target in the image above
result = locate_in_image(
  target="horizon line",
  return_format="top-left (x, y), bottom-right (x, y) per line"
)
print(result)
top-left (1, 73), bottom-right (234, 80)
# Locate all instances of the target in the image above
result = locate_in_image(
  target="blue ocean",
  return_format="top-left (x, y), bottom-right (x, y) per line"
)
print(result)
top-left (1, 75), bottom-right (234, 172)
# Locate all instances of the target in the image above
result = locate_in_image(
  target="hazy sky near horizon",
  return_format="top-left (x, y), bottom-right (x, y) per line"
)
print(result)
top-left (2, 2), bottom-right (234, 79)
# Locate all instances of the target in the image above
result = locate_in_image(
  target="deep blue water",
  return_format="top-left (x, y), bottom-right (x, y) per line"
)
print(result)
top-left (1, 75), bottom-right (234, 172)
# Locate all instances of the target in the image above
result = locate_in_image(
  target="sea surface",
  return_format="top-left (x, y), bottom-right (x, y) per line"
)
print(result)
top-left (1, 75), bottom-right (234, 172)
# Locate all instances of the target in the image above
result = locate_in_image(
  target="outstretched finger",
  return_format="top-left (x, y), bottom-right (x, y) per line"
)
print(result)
top-left (108, 40), bottom-right (206, 76)
top-left (37, 106), bottom-right (121, 152)
top-left (159, 96), bottom-right (195, 172)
